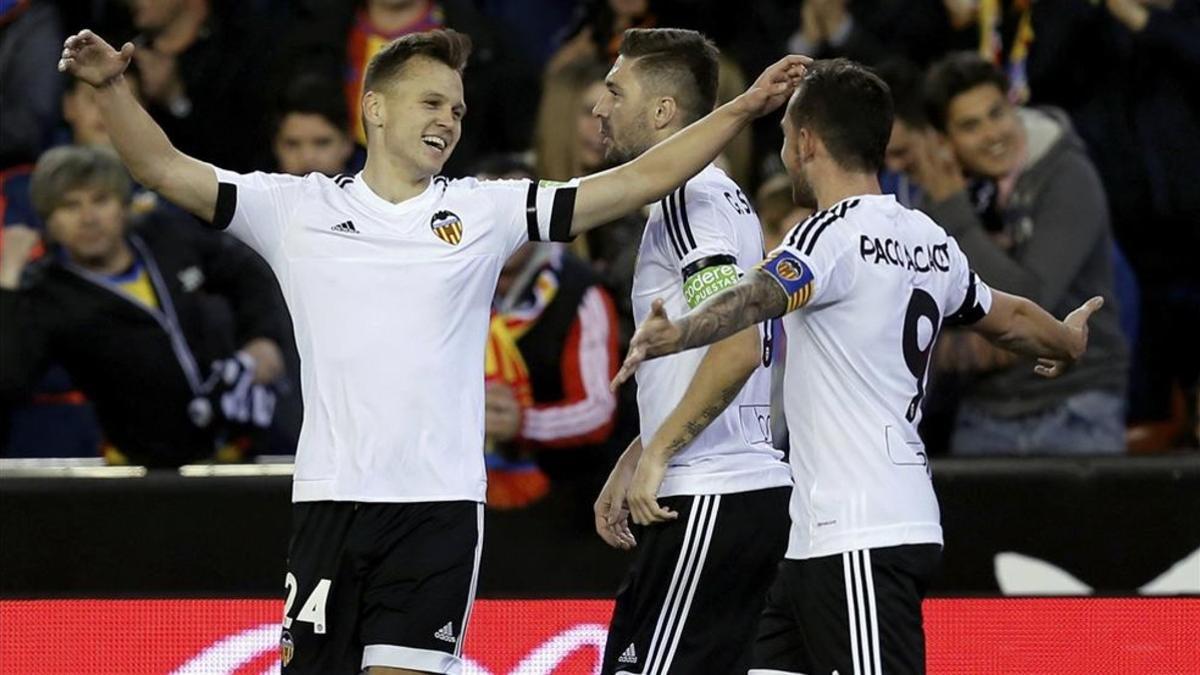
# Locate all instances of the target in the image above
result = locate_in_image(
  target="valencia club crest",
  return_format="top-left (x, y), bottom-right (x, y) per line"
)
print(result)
top-left (431, 210), bottom-right (464, 245)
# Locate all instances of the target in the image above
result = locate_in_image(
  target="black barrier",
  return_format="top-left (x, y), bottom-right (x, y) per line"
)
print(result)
top-left (2, 456), bottom-right (1198, 597)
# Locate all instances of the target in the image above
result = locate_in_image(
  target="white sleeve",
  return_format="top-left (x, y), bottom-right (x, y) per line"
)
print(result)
top-left (659, 183), bottom-right (748, 308)
top-left (210, 167), bottom-right (305, 260)
top-left (943, 236), bottom-right (993, 325)
top-left (480, 177), bottom-right (583, 256)
top-left (758, 209), bottom-right (856, 313)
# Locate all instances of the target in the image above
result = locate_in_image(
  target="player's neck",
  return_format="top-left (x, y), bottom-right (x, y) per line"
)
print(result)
top-left (361, 156), bottom-right (431, 204)
top-left (813, 170), bottom-right (880, 211)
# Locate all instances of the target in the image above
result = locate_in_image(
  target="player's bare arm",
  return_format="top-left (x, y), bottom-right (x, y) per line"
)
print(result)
top-left (971, 290), bottom-right (1102, 379)
top-left (626, 326), bottom-right (760, 526)
top-left (614, 270), bottom-right (787, 387)
top-left (570, 55), bottom-right (811, 234)
top-left (59, 30), bottom-right (217, 221)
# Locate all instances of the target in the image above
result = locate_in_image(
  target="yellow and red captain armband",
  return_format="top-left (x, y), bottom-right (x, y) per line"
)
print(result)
top-left (757, 249), bottom-right (815, 312)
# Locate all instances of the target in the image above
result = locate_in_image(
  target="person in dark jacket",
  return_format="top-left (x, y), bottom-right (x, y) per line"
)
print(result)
top-left (0, 146), bottom-right (289, 466)
top-left (914, 52), bottom-right (1128, 455)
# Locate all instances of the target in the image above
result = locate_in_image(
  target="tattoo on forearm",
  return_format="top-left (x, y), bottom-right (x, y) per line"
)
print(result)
top-left (663, 377), bottom-right (749, 456)
top-left (676, 270), bottom-right (788, 351)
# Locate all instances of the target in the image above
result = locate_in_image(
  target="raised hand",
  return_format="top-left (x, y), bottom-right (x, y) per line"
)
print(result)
top-left (0, 225), bottom-right (42, 289)
top-left (1035, 296), bottom-right (1104, 378)
top-left (612, 299), bottom-right (682, 390)
top-left (58, 30), bottom-right (134, 87)
top-left (738, 54), bottom-right (812, 119)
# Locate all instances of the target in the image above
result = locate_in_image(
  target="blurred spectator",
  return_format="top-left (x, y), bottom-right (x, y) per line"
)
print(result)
top-left (0, 0), bottom-right (63, 168)
top-left (917, 52), bottom-right (1128, 455)
top-left (0, 146), bottom-right (289, 466)
top-left (785, 0), bottom-right (965, 68)
top-left (284, 0), bottom-right (537, 176)
top-left (535, 59), bottom-right (612, 182)
top-left (271, 74), bottom-right (360, 177)
top-left (1028, 0), bottom-right (1200, 428)
top-left (547, 0), bottom-right (659, 75)
top-left (127, 0), bottom-right (274, 171)
top-left (874, 58), bottom-right (930, 208)
top-left (755, 172), bottom-right (813, 252)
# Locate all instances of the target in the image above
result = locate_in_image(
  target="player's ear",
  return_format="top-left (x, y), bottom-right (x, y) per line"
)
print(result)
top-left (654, 96), bottom-right (678, 130)
top-left (362, 90), bottom-right (385, 132)
top-left (798, 127), bottom-right (817, 163)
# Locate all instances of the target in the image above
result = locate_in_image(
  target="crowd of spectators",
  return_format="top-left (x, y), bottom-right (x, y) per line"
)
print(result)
top-left (2, 0), bottom-right (1197, 485)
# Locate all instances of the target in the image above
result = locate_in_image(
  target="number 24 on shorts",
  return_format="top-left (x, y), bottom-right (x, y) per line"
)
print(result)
top-left (284, 573), bottom-right (331, 634)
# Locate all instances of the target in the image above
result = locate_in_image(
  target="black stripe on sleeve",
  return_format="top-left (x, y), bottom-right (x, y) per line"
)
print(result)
top-left (680, 253), bottom-right (737, 280)
top-left (209, 182), bottom-right (237, 231)
top-left (525, 181), bottom-right (540, 242)
top-left (786, 211), bottom-right (822, 248)
top-left (795, 211), bottom-right (837, 252)
top-left (945, 271), bottom-right (987, 326)
top-left (676, 183), bottom-right (697, 250)
top-left (662, 198), bottom-right (685, 259)
top-left (548, 186), bottom-right (577, 242)
top-left (803, 215), bottom-right (840, 255)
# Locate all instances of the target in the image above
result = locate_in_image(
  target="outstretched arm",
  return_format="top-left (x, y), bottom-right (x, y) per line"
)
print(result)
top-left (970, 290), bottom-right (1102, 378)
top-left (613, 270), bottom-right (787, 387)
top-left (569, 55), bottom-right (811, 234)
top-left (59, 30), bottom-right (217, 221)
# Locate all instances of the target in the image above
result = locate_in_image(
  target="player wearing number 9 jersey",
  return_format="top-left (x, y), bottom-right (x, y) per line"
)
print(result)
top-left (613, 59), bottom-right (1107, 675)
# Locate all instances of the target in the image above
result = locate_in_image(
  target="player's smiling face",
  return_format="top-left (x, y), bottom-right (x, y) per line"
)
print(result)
top-left (944, 83), bottom-right (1022, 179)
top-left (593, 56), bottom-right (654, 163)
top-left (371, 56), bottom-right (465, 179)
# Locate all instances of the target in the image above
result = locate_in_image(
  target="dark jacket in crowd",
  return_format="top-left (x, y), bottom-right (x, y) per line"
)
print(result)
top-left (923, 107), bottom-right (1129, 417)
top-left (1028, 0), bottom-right (1200, 280)
top-left (0, 213), bottom-right (288, 466)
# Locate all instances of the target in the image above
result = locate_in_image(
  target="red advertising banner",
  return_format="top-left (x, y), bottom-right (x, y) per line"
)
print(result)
top-left (1, 598), bottom-right (1197, 674)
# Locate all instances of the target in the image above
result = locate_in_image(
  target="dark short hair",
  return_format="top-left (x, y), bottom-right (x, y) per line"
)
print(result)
top-left (873, 58), bottom-right (927, 130)
top-left (273, 74), bottom-right (350, 137)
top-left (787, 58), bottom-right (893, 174)
top-left (618, 28), bottom-right (720, 125)
top-left (363, 29), bottom-right (473, 94)
top-left (30, 146), bottom-right (131, 221)
top-left (923, 52), bottom-right (1008, 132)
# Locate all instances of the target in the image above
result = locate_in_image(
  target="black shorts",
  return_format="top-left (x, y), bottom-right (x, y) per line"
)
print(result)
top-left (751, 544), bottom-right (942, 675)
top-left (281, 500), bottom-right (483, 675)
top-left (601, 487), bottom-right (791, 675)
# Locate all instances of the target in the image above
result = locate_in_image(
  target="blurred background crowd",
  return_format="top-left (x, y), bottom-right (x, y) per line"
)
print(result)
top-left (1, 0), bottom-right (1197, 509)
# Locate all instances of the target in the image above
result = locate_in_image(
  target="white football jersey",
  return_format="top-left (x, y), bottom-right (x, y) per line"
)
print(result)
top-left (759, 194), bottom-right (992, 559)
top-left (211, 168), bottom-right (578, 503)
top-left (632, 165), bottom-right (791, 497)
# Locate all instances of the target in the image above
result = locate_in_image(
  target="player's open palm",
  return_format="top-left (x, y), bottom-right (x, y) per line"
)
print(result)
top-left (58, 30), bottom-right (134, 87)
top-left (741, 54), bottom-right (812, 119)
top-left (1035, 296), bottom-right (1103, 378)
top-left (613, 299), bottom-right (681, 389)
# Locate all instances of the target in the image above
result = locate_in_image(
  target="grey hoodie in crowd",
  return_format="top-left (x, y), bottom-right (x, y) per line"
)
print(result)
top-left (923, 107), bottom-right (1128, 418)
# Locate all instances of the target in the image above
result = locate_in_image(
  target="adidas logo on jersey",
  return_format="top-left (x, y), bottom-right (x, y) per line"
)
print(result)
top-left (331, 220), bottom-right (359, 234)
top-left (617, 643), bottom-right (637, 664)
top-left (433, 622), bottom-right (456, 644)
